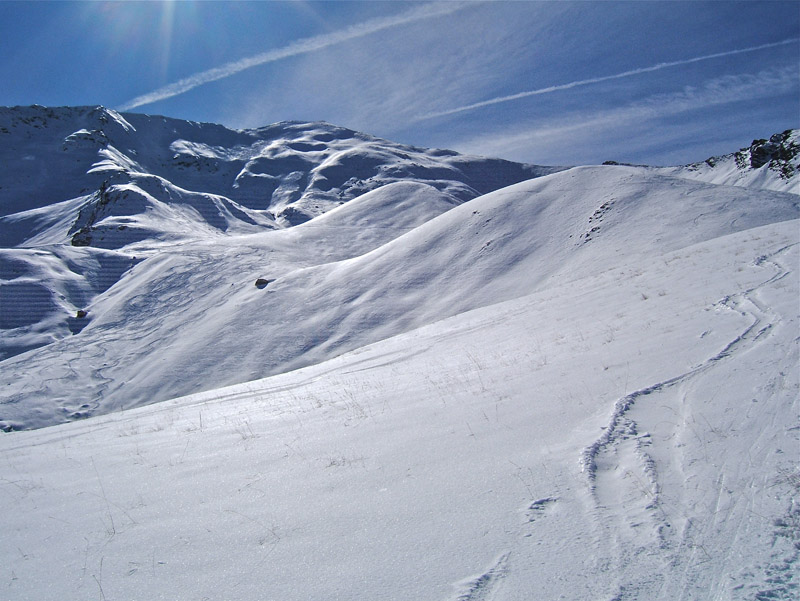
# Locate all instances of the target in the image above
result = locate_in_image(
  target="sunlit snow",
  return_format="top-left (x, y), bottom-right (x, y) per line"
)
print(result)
top-left (0, 106), bottom-right (797, 600)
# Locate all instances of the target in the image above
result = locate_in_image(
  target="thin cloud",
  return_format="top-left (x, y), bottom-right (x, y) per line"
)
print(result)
top-left (118, 1), bottom-right (472, 111)
top-left (420, 38), bottom-right (800, 120)
top-left (452, 65), bottom-right (799, 165)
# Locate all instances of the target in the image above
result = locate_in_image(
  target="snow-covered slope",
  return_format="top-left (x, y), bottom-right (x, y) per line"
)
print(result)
top-left (1, 219), bottom-right (796, 601)
top-left (0, 108), bottom-right (798, 599)
top-left (658, 129), bottom-right (799, 193)
top-left (3, 163), bottom-right (796, 430)
top-left (0, 105), bottom-right (556, 362)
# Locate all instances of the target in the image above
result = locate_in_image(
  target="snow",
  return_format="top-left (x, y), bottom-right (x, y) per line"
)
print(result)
top-left (2, 220), bottom-right (796, 600)
top-left (2, 164), bottom-right (796, 429)
top-left (1, 106), bottom-right (556, 370)
top-left (0, 107), bottom-right (798, 599)
top-left (657, 129), bottom-right (800, 194)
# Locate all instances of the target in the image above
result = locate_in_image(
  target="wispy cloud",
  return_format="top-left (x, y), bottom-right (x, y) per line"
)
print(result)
top-left (118, 2), bottom-right (472, 111)
top-left (452, 65), bottom-right (800, 165)
top-left (228, 4), bottom-right (527, 133)
top-left (419, 38), bottom-right (800, 121)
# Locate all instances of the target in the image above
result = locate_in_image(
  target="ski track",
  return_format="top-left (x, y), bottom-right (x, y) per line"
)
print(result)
top-left (581, 242), bottom-right (795, 483)
top-left (439, 238), bottom-right (797, 601)
top-left (579, 241), bottom-right (797, 599)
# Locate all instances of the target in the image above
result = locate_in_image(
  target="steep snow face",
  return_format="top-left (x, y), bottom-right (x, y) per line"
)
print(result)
top-left (1, 164), bottom-right (797, 430)
top-left (0, 105), bottom-right (556, 361)
top-left (658, 129), bottom-right (799, 193)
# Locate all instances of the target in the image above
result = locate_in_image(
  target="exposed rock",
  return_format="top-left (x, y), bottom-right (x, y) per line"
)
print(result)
top-left (254, 278), bottom-right (275, 289)
top-left (739, 130), bottom-right (798, 177)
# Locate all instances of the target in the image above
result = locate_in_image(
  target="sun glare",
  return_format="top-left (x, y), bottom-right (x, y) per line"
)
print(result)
top-left (157, 0), bottom-right (177, 80)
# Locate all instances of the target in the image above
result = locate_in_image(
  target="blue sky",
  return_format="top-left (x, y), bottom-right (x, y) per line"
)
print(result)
top-left (0, 0), bottom-right (797, 166)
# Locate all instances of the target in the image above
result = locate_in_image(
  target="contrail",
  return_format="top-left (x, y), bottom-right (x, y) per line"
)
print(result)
top-left (420, 37), bottom-right (800, 120)
top-left (118, 2), bottom-right (472, 111)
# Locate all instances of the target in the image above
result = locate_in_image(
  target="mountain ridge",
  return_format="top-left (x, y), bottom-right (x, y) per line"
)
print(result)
top-left (0, 104), bottom-right (560, 365)
top-left (656, 128), bottom-right (799, 193)
top-left (0, 105), bottom-right (797, 429)
top-left (0, 105), bottom-right (558, 230)
top-left (0, 105), bottom-right (798, 601)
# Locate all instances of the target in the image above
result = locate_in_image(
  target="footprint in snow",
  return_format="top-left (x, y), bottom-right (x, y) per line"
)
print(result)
top-left (451, 552), bottom-right (510, 601)
top-left (524, 496), bottom-right (558, 523)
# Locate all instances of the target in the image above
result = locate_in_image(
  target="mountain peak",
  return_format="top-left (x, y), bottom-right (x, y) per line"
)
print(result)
top-left (0, 105), bottom-right (559, 242)
top-left (737, 129), bottom-right (799, 175)
top-left (656, 128), bottom-right (799, 193)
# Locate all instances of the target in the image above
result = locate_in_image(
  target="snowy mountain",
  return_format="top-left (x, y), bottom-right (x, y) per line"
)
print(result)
top-left (0, 106), bottom-right (798, 600)
top-left (657, 129), bottom-right (800, 193)
top-left (0, 105), bottom-right (557, 363)
top-left (0, 104), bottom-right (552, 234)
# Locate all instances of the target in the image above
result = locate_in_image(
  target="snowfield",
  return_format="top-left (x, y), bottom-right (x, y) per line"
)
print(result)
top-left (0, 107), bottom-right (798, 600)
top-left (2, 165), bottom-right (796, 429)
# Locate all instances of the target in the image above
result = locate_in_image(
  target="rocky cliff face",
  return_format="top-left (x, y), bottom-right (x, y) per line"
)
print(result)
top-left (734, 129), bottom-right (799, 177)
top-left (657, 129), bottom-right (799, 194)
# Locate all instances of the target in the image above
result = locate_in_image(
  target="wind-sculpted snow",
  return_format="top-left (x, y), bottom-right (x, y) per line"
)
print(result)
top-left (0, 220), bottom-right (796, 600)
top-left (0, 105), bottom-right (555, 361)
top-left (1, 164), bottom-right (797, 429)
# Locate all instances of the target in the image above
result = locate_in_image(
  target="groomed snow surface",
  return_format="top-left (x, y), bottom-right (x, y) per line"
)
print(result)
top-left (1, 112), bottom-right (799, 600)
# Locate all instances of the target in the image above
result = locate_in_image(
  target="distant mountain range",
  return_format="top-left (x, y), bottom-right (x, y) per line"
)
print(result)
top-left (0, 105), bottom-right (557, 241)
top-left (0, 105), bottom-right (796, 430)
top-left (1, 105), bottom-right (798, 601)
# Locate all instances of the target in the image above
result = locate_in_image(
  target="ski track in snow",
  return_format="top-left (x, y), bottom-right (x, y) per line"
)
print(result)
top-left (2, 109), bottom-right (798, 599)
top-left (431, 231), bottom-right (798, 601)
top-left (581, 242), bottom-right (795, 482)
top-left (579, 241), bottom-right (799, 599)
